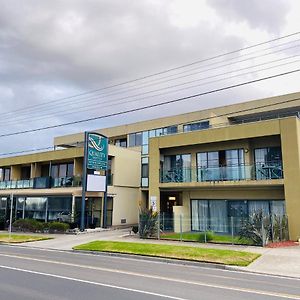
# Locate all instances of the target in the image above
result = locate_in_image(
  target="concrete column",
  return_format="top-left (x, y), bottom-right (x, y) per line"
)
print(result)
top-left (148, 137), bottom-right (160, 211)
top-left (11, 166), bottom-right (21, 180)
top-left (280, 117), bottom-right (300, 240)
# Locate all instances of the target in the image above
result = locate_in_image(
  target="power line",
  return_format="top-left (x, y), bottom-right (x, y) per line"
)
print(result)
top-left (2, 31), bottom-right (300, 118)
top-left (1, 50), bottom-right (299, 126)
top-left (0, 55), bottom-right (300, 125)
top-left (2, 90), bottom-right (300, 158)
top-left (0, 68), bottom-right (298, 139)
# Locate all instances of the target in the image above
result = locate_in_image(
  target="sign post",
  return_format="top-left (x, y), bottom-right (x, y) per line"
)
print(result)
top-left (80, 132), bottom-right (108, 231)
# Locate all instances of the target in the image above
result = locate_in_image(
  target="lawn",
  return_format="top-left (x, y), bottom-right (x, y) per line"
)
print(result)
top-left (161, 232), bottom-right (254, 245)
top-left (73, 241), bottom-right (260, 266)
top-left (0, 233), bottom-right (51, 243)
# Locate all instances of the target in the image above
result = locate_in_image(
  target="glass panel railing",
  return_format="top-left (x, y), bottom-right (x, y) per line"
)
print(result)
top-left (33, 177), bottom-right (51, 189)
top-left (51, 176), bottom-right (82, 188)
top-left (161, 164), bottom-right (283, 183)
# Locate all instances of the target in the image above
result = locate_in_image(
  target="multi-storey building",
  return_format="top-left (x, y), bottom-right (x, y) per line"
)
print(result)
top-left (1, 91), bottom-right (300, 240)
top-left (0, 145), bottom-right (140, 228)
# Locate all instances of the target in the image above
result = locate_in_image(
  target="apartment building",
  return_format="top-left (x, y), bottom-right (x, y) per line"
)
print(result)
top-left (1, 91), bottom-right (300, 240)
top-left (0, 145), bottom-right (140, 228)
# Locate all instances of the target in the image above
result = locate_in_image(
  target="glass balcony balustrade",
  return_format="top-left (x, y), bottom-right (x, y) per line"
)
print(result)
top-left (160, 163), bottom-right (283, 183)
top-left (0, 176), bottom-right (82, 190)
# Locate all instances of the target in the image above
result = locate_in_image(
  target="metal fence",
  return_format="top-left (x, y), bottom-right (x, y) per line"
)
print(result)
top-left (148, 212), bottom-right (289, 247)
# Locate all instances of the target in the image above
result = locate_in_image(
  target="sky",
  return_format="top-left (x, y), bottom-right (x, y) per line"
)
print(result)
top-left (0, 0), bottom-right (300, 155)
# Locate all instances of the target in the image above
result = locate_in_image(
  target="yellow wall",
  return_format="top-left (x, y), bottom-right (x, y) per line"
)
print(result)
top-left (54, 91), bottom-right (300, 147)
top-left (148, 117), bottom-right (300, 240)
top-left (109, 145), bottom-right (141, 188)
top-left (280, 118), bottom-right (300, 240)
top-left (108, 186), bottom-right (140, 226)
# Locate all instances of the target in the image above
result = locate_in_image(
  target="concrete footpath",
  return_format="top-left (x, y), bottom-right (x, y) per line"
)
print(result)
top-left (4, 229), bottom-right (300, 278)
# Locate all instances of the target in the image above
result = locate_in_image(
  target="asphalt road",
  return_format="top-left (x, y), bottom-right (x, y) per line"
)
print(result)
top-left (0, 245), bottom-right (299, 300)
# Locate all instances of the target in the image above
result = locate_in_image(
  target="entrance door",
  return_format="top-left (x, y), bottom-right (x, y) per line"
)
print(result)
top-left (85, 198), bottom-right (102, 228)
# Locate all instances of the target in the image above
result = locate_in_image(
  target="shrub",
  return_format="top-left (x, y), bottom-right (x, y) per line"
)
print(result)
top-left (48, 221), bottom-right (70, 233)
top-left (12, 219), bottom-right (45, 232)
top-left (239, 211), bottom-right (271, 246)
top-left (198, 231), bottom-right (214, 243)
top-left (139, 208), bottom-right (158, 238)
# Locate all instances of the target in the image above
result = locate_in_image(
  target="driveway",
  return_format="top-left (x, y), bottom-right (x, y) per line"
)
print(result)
top-left (19, 228), bottom-right (131, 250)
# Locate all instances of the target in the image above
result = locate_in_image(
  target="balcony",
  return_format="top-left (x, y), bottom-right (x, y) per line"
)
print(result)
top-left (160, 163), bottom-right (283, 183)
top-left (51, 176), bottom-right (81, 188)
top-left (0, 176), bottom-right (82, 190)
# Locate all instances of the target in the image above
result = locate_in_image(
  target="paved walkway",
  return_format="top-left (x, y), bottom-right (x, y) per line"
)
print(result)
top-left (3, 229), bottom-right (300, 278)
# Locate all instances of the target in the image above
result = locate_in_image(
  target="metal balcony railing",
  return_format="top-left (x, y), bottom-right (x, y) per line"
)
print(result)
top-left (160, 163), bottom-right (283, 183)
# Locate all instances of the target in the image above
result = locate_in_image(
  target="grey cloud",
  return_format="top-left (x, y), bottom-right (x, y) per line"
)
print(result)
top-left (207, 0), bottom-right (290, 33)
top-left (0, 0), bottom-right (293, 155)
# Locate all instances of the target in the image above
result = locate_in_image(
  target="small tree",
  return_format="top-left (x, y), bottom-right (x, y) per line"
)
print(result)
top-left (138, 207), bottom-right (158, 238)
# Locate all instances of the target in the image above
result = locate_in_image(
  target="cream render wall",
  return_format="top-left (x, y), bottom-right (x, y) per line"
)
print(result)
top-left (54, 91), bottom-right (300, 147)
top-left (149, 117), bottom-right (300, 240)
top-left (109, 145), bottom-right (141, 188)
top-left (108, 186), bottom-right (140, 226)
top-left (280, 118), bottom-right (300, 240)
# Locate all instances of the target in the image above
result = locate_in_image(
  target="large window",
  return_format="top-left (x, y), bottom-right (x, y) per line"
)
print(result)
top-left (51, 163), bottom-right (74, 178)
top-left (197, 149), bottom-right (244, 181)
top-left (16, 196), bottom-right (72, 223)
top-left (254, 147), bottom-right (283, 179)
top-left (162, 154), bottom-right (191, 182)
top-left (0, 168), bottom-right (11, 181)
top-left (128, 126), bottom-right (178, 150)
top-left (191, 199), bottom-right (285, 234)
top-left (25, 197), bottom-right (47, 221)
top-left (128, 132), bottom-right (142, 147)
top-left (183, 121), bottom-right (209, 132)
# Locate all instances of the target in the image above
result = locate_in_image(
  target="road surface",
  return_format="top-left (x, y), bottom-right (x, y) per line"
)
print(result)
top-left (0, 244), bottom-right (299, 300)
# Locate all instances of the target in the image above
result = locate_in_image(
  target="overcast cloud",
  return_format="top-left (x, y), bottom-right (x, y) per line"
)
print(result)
top-left (0, 0), bottom-right (300, 154)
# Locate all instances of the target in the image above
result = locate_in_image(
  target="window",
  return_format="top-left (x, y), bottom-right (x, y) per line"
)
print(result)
top-left (191, 199), bottom-right (286, 234)
top-left (141, 157), bottom-right (149, 187)
top-left (21, 166), bottom-right (31, 180)
top-left (115, 138), bottom-right (127, 148)
top-left (163, 125), bottom-right (177, 135)
top-left (128, 132), bottom-right (142, 147)
top-left (1, 168), bottom-right (11, 181)
top-left (197, 149), bottom-right (244, 181)
top-left (254, 147), bottom-right (283, 179)
top-left (51, 163), bottom-right (74, 178)
top-left (183, 121), bottom-right (209, 132)
top-left (162, 154), bottom-right (191, 182)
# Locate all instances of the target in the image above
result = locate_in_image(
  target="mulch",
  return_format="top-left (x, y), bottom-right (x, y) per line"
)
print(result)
top-left (266, 241), bottom-right (299, 248)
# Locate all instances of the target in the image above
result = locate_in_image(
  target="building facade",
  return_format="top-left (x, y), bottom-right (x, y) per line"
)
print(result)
top-left (0, 145), bottom-right (141, 229)
top-left (1, 92), bottom-right (300, 240)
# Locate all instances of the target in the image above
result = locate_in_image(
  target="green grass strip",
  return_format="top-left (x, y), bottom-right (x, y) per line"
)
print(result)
top-left (73, 241), bottom-right (260, 266)
top-left (0, 234), bottom-right (51, 243)
top-left (161, 232), bottom-right (254, 245)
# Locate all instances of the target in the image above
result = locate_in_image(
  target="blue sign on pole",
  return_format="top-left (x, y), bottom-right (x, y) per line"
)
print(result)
top-left (87, 133), bottom-right (108, 171)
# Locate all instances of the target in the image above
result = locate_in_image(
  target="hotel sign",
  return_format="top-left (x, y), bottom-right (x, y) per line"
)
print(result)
top-left (87, 133), bottom-right (108, 170)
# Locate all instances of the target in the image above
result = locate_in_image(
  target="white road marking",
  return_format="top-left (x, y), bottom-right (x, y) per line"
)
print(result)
top-left (0, 253), bottom-right (299, 299)
top-left (2, 244), bottom-right (299, 282)
top-left (0, 250), bottom-right (298, 290)
top-left (0, 265), bottom-right (187, 300)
